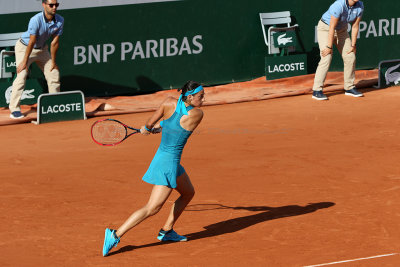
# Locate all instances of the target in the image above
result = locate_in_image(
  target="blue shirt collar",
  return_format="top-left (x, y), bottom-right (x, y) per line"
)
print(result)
top-left (42, 11), bottom-right (56, 24)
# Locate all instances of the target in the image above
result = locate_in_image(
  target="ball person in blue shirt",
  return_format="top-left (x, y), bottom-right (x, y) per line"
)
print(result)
top-left (102, 81), bottom-right (205, 257)
top-left (9, 0), bottom-right (64, 119)
top-left (312, 0), bottom-right (364, 100)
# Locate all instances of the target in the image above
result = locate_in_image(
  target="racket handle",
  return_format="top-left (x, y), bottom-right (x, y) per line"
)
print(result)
top-left (152, 128), bottom-right (162, 133)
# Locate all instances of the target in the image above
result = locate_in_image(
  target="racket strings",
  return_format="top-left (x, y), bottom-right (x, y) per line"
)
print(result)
top-left (92, 120), bottom-right (127, 145)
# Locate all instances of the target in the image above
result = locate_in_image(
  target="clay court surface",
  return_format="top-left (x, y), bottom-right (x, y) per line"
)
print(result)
top-left (1, 85), bottom-right (400, 266)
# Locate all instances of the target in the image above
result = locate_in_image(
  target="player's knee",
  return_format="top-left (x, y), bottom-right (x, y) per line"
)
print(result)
top-left (16, 71), bottom-right (28, 81)
top-left (145, 204), bottom-right (162, 216)
top-left (343, 53), bottom-right (355, 64)
top-left (46, 73), bottom-right (60, 85)
top-left (318, 55), bottom-right (332, 67)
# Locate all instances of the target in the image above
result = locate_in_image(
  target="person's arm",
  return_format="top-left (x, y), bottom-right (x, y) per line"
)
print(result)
top-left (50, 35), bottom-right (60, 71)
top-left (17, 34), bottom-right (36, 73)
top-left (347, 16), bottom-right (362, 54)
top-left (321, 15), bottom-right (339, 57)
top-left (140, 97), bottom-right (173, 135)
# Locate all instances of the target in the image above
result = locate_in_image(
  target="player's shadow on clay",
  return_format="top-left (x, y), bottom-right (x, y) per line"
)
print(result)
top-left (185, 202), bottom-right (334, 240)
top-left (110, 202), bottom-right (334, 256)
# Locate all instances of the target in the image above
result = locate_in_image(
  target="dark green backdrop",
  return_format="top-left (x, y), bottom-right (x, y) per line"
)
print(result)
top-left (0, 0), bottom-right (399, 96)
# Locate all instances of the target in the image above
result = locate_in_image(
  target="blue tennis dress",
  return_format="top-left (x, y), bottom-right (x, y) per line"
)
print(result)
top-left (142, 104), bottom-right (194, 188)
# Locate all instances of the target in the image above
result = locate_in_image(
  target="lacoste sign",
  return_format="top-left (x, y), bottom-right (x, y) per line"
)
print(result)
top-left (5, 61), bottom-right (16, 72)
top-left (41, 103), bottom-right (83, 115)
top-left (377, 59), bottom-right (400, 88)
top-left (35, 91), bottom-right (86, 124)
top-left (5, 86), bottom-right (35, 104)
top-left (0, 80), bottom-right (43, 108)
top-left (4, 55), bottom-right (16, 73)
top-left (385, 63), bottom-right (400, 85)
top-left (272, 31), bottom-right (296, 48)
top-left (265, 54), bottom-right (307, 80)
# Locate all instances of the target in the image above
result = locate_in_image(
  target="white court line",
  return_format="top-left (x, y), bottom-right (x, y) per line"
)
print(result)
top-left (304, 253), bottom-right (399, 267)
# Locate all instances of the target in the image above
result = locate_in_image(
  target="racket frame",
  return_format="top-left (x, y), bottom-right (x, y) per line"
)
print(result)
top-left (91, 118), bottom-right (141, 146)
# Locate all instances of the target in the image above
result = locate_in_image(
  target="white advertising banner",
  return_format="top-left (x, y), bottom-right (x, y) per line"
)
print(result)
top-left (0, 0), bottom-right (181, 15)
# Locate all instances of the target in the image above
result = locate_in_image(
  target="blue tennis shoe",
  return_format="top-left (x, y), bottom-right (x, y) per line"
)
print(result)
top-left (157, 229), bottom-right (187, 242)
top-left (312, 90), bottom-right (328, 100)
top-left (102, 228), bottom-right (120, 256)
top-left (10, 111), bottom-right (24, 119)
top-left (345, 88), bottom-right (363, 97)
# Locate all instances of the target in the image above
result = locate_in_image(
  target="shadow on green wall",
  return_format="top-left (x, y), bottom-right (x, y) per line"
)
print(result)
top-left (60, 75), bottom-right (163, 97)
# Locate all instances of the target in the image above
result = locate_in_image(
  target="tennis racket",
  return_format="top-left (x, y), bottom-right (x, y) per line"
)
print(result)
top-left (91, 119), bottom-right (141, 146)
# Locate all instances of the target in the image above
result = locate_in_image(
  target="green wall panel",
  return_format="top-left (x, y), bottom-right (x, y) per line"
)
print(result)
top-left (1, 0), bottom-right (399, 96)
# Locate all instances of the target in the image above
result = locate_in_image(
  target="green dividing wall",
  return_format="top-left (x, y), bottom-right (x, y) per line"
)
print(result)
top-left (0, 0), bottom-right (399, 96)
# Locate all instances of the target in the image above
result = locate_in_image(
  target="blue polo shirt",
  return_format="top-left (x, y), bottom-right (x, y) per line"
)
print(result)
top-left (321, 0), bottom-right (364, 30)
top-left (20, 12), bottom-right (64, 49)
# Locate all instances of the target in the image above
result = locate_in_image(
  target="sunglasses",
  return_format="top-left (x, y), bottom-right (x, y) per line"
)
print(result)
top-left (47, 3), bottom-right (60, 8)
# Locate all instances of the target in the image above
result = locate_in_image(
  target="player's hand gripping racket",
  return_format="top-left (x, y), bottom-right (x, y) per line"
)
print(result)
top-left (91, 119), bottom-right (141, 146)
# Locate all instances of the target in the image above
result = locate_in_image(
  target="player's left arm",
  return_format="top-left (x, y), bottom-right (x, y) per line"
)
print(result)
top-left (50, 35), bottom-right (60, 71)
top-left (348, 16), bottom-right (362, 54)
top-left (141, 97), bottom-right (174, 135)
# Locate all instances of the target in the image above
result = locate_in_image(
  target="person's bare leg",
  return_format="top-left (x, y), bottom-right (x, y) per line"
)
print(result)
top-left (162, 172), bottom-right (195, 231)
top-left (116, 185), bottom-right (172, 238)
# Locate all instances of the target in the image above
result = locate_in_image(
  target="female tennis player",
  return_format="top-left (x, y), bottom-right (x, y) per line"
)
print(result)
top-left (103, 80), bottom-right (205, 256)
